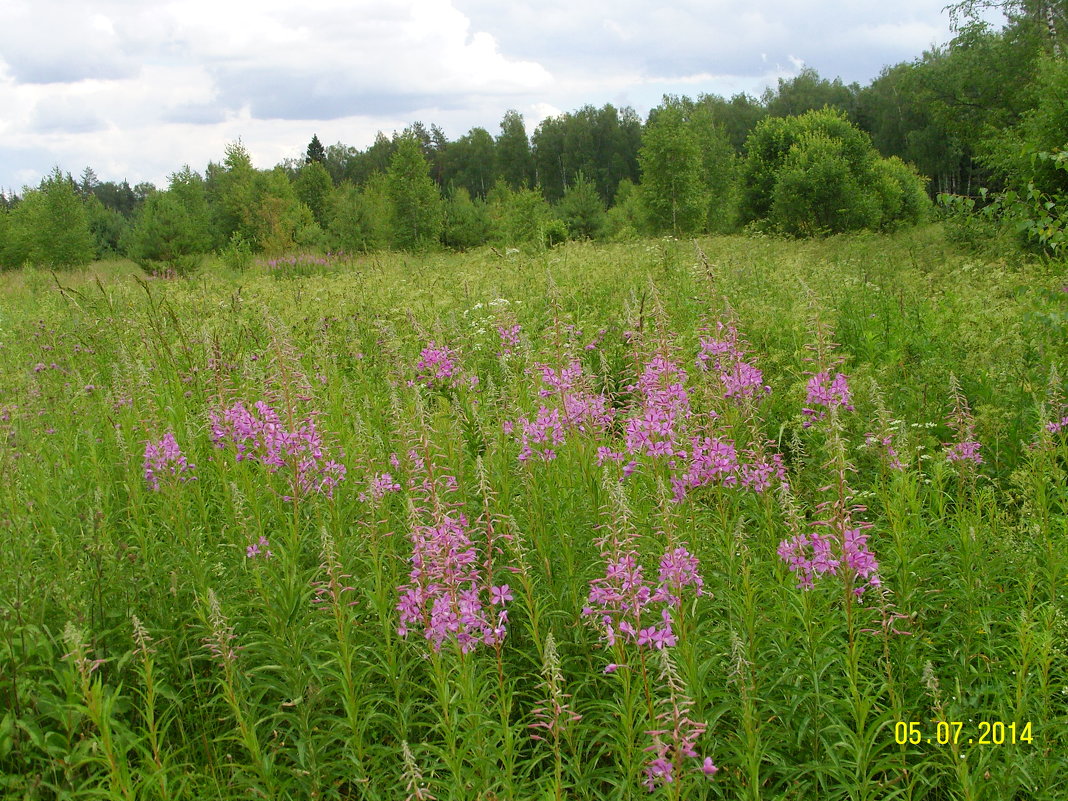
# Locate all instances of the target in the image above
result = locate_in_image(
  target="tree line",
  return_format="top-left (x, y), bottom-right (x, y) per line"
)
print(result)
top-left (0, 1), bottom-right (1064, 269)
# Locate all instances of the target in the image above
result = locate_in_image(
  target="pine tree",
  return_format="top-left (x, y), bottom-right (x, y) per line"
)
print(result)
top-left (306, 134), bottom-right (326, 164)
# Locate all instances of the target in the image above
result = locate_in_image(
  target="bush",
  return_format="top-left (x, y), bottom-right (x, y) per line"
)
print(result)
top-left (743, 108), bottom-right (928, 236)
top-left (220, 232), bottom-right (254, 271)
top-left (770, 132), bottom-right (880, 235)
top-left (123, 190), bottom-right (210, 276)
top-left (442, 187), bottom-right (492, 250)
top-left (558, 172), bottom-right (606, 240)
top-left (325, 179), bottom-right (390, 254)
top-left (871, 157), bottom-right (931, 230)
top-left (4, 169), bottom-right (94, 268)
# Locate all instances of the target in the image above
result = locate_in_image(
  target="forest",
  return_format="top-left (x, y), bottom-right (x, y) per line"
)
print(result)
top-left (0, 2), bottom-right (1065, 270)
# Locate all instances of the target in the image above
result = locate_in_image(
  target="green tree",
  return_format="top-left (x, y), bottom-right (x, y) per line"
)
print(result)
top-left (557, 171), bottom-right (606, 239)
top-left (442, 127), bottom-right (497, 198)
top-left (306, 134), bottom-right (326, 164)
top-left (769, 132), bottom-right (881, 235)
top-left (6, 168), bottom-right (94, 268)
top-left (740, 108), bottom-right (876, 223)
top-left (764, 67), bottom-right (860, 121)
top-left (487, 181), bottom-right (564, 250)
top-left (211, 140), bottom-right (259, 245)
top-left (638, 103), bottom-right (706, 235)
top-left (386, 135), bottom-right (443, 251)
top-left (688, 99), bottom-right (740, 232)
top-left (442, 187), bottom-right (492, 250)
top-left (294, 160), bottom-right (334, 226)
top-left (85, 195), bottom-right (128, 258)
top-left (124, 167), bottom-right (213, 273)
top-left (742, 108), bottom-right (928, 235)
top-left (325, 178), bottom-right (390, 253)
top-left (497, 110), bottom-right (535, 190)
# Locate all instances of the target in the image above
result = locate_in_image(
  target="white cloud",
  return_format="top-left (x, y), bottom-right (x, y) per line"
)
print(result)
top-left (0, 0), bottom-right (983, 189)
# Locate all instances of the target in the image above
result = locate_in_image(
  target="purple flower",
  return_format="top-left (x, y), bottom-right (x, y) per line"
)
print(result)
top-left (945, 440), bottom-right (982, 465)
top-left (143, 432), bottom-right (195, 491)
top-left (803, 371), bottom-right (854, 426)
top-left (210, 400), bottom-right (345, 499)
top-left (396, 512), bottom-right (509, 653)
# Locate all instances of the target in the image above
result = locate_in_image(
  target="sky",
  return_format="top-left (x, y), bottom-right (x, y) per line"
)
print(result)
top-left (0, 0), bottom-right (1001, 193)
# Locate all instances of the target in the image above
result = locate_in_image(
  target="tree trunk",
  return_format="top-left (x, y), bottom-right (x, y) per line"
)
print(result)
top-left (1044, 3), bottom-right (1062, 57)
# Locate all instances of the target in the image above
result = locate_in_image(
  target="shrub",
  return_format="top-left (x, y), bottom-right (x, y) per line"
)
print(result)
top-left (123, 190), bottom-right (210, 276)
top-left (442, 187), bottom-right (492, 250)
top-left (743, 108), bottom-right (929, 235)
top-left (4, 169), bottom-right (94, 268)
top-left (770, 132), bottom-right (880, 235)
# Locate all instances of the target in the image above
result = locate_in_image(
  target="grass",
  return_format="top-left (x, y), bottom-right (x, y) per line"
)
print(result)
top-left (0, 226), bottom-right (1065, 800)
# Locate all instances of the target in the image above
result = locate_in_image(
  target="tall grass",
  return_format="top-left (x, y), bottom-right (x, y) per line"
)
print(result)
top-left (0, 227), bottom-right (1064, 800)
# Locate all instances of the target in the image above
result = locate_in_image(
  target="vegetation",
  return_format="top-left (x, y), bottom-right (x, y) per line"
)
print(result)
top-left (0, 11), bottom-right (1066, 794)
top-left (0, 228), bottom-right (1065, 799)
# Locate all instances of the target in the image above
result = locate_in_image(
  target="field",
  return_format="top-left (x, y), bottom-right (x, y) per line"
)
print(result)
top-left (0, 227), bottom-right (1065, 800)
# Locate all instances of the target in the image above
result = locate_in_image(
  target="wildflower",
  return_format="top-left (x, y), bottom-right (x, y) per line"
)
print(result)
top-left (802, 371), bottom-right (854, 426)
top-left (943, 374), bottom-right (982, 467)
top-left (210, 400), bottom-right (346, 499)
top-left (246, 536), bottom-right (272, 560)
top-left (497, 324), bottom-right (522, 356)
top-left (696, 322), bottom-right (770, 402)
top-left (396, 512), bottom-right (508, 652)
top-left (411, 341), bottom-right (472, 390)
top-left (143, 432), bottom-right (195, 491)
top-left (362, 472), bottom-right (401, 502)
top-left (644, 650), bottom-right (712, 792)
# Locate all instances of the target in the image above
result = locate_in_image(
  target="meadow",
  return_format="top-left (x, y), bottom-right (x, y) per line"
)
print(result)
top-left (0, 227), bottom-right (1065, 800)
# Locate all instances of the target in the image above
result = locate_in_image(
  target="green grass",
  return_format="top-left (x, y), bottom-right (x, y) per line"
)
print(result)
top-left (0, 226), bottom-right (1065, 800)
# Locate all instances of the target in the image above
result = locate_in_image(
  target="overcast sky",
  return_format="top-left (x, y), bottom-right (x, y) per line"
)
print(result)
top-left (0, 0), bottom-right (1000, 193)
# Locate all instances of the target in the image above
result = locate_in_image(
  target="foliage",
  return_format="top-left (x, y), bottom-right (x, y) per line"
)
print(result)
top-left (442, 127), bottom-right (497, 199)
top-left (744, 109), bottom-right (929, 235)
top-left (123, 193), bottom-right (204, 275)
top-left (441, 187), bottom-right (492, 250)
top-left (306, 134), bottom-right (326, 165)
top-left (0, 230), bottom-right (1065, 800)
top-left (325, 177), bottom-right (390, 253)
top-left (2, 168), bottom-right (95, 268)
top-left (488, 181), bottom-right (565, 250)
top-left (386, 135), bottom-right (443, 252)
top-left (85, 195), bottom-right (129, 259)
top-left (497, 110), bottom-right (535, 190)
top-left (638, 103), bottom-right (707, 235)
top-left (293, 161), bottom-right (334, 226)
top-left (557, 171), bottom-right (606, 240)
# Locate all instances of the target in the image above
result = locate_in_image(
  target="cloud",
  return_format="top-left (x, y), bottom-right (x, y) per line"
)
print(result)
top-left (0, 0), bottom-right (973, 189)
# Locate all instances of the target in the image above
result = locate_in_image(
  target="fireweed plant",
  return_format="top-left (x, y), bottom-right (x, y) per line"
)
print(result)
top-left (1, 231), bottom-right (1065, 800)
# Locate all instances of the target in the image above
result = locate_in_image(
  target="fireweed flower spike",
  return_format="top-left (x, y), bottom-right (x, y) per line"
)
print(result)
top-left (143, 432), bottom-right (195, 490)
top-left (209, 400), bottom-right (346, 499)
top-left (395, 446), bottom-right (511, 653)
top-left (802, 370), bottom-right (854, 427)
top-left (510, 359), bottom-right (613, 462)
top-left (696, 321), bottom-right (770, 402)
top-left (583, 479), bottom-right (703, 651)
top-left (944, 374), bottom-right (983, 466)
top-left (644, 649), bottom-right (714, 792)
